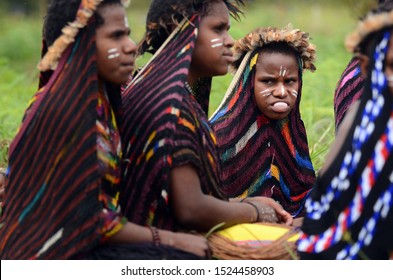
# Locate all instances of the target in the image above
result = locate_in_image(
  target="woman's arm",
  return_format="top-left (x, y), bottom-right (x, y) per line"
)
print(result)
top-left (108, 221), bottom-right (209, 257)
top-left (170, 164), bottom-right (291, 232)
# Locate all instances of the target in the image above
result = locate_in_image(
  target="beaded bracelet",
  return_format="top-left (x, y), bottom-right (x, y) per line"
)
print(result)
top-left (244, 201), bottom-right (260, 223)
top-left (148, 226), bottom-right (161, 246)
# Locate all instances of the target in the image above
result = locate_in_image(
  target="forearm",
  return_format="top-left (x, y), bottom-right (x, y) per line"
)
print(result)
top-left (174, 195), bottom-right (256, 232)
top-left (108, 222), bottom-right (157, 244)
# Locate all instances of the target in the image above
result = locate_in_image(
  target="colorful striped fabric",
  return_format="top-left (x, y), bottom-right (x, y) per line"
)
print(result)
top-left (0, 21), bottom-right (124, 259)
top-left (299, 32), bottom-right (393, 259)
top-left (210, 51), bottom-right (315, 217)
top-left (120, 16), bottom-right (225, 231)
top-left (333, 57), bottom-right (364, 131)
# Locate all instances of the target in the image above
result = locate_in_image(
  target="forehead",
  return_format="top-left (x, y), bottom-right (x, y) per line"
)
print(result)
top-left (97, 4), bottom-right (125, 22)
top-left (256, 51), bottom-right (299, 72)
top-left (201, 1), bottom-right (229, 21)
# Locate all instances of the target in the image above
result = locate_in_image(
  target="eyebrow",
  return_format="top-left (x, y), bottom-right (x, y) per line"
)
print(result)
top-left (215, 21), bottom-right (230, 30)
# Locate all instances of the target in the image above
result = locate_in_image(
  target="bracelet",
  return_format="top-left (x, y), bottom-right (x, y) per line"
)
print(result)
top-left (244, 201), bottom-right (260, 223)
top-left (148, 226), bottom-right (161, 246)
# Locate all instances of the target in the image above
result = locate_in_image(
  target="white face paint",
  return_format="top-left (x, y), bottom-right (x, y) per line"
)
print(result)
top-left (279, 66), bottom-right (287, 77)
top-left (211, 38), bottom-right (223, 48)
top-left (124, 16), bottom-right (129, 28)
top-left (108, 48), bottom-right (120, 60)
top-left (260, 89), bottom-right (272, 97)
top-left (291, 90), bottom-right (298, 98)
top-left (281, 85), bottom-right (285, 97)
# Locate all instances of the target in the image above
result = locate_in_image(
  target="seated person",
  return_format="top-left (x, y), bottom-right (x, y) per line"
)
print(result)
top-left (210, 25), bottom-right (317, 218)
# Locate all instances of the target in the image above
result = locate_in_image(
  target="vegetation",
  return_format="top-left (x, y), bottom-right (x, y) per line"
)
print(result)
top-left (0, 0), bottom-right (377, 170)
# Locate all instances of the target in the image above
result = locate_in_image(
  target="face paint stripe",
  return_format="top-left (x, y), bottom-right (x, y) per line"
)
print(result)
top-left (260, 89), bottom-right (272, 97)
top-left (108, 48), bottom-right (118, 53)
top-left (212, 43), bottom-right (224, 48)
top-left (291, 90), bottom-right (298, 98)
top-left (108, 53), bottom-right (120, 60)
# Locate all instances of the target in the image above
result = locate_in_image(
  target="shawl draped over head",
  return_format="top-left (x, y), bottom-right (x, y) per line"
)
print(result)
top-left (333, 57), bottom-right (365, 131)
top-left (298, 32), bottom-right (393, 259)
top-left (210, 49), bottom-right (315, 218)
top-left (0, 17), bottom-right (122, 259)
top-left (120, 16), bottom-right (225, 231)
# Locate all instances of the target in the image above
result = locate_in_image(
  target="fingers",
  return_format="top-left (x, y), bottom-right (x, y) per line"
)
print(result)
top-left (279, 210), bottom-right (294, 226)
top-left (174, 232), bottom-right (210, 258)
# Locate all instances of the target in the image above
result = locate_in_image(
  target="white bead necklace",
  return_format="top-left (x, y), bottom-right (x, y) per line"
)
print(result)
top-left (184, 81), bottom-right (195, 96)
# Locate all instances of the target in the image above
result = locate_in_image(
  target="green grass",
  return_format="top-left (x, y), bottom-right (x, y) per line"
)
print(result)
top-left (0, 1), bottom-right (373, 170)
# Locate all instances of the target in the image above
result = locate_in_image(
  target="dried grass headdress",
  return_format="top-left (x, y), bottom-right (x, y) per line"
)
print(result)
top-left (38, 0), bottom-right (130, 71)
top-left (232, 25), bottom-right (317, 72)
top-left (345, 7), bottom-right (393, 53)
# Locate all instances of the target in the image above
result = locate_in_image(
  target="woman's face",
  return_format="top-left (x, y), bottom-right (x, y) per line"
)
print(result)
top-left (189, 1), bottom-right (235, 81)
top-left (95, 4), bottom-right (137, 85)
top-left (253, 51), bottom-right (300, 120)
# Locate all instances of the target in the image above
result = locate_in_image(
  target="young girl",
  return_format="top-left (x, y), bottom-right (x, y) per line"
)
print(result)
top-left (210, 26), bottom-right (316, 218)
top-left (120, 0), bottom-right (293, 233)
top-left (298, 1), bottom-right (393, 259)
top-left (0, 0), bottom-right (208, 259)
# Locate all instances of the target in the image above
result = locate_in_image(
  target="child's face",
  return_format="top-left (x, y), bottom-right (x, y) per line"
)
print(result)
top-left (253, 51), bottom-right (299, 120)
top-left (95, 4), bottom-right (137, 85)
top-left (189, 1), bottom-right (235, 80)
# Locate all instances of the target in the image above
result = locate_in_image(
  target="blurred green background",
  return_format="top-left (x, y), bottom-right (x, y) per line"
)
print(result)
top-left (0, 0), bottom-right (377, 170)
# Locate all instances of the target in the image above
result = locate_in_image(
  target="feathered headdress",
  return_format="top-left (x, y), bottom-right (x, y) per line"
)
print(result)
top-left (345, 8), bottom-right (393, 53)
top-left (232, 25), bottom-right (317, 72)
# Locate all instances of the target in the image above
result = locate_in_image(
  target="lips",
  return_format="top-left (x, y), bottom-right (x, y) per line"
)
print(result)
top-left (121, 61), bottom-right (135, 72)
top-left (223, 51), bottom-right (234, 63)
top-left (271, 102), bottom-right (289, 113)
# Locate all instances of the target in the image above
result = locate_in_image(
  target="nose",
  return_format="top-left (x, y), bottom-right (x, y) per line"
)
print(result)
top-left (124, 37), bottom-right (137, 56)
top-left (224, 32), bottom-right (235, 48)
top-left (272, 84), bottom-right (288, 98)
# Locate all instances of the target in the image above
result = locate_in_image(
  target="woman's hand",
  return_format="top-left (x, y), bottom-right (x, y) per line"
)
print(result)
top-left (161, 230), bottom-right (211, 259)
top-left (243, 197), bottom-right (294, 226)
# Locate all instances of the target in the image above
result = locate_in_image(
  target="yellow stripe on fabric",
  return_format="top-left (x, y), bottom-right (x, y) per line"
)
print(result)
top-left (270, 164), bottom-right (280, 181)
top-left (250, 53), bottom-right (259, 69)
top-left (178, 117), bottom-right (196, 133)
top-left (143, 131), bottom-right (157, 154)
top-left (146, 139), bottom-right (165, 162)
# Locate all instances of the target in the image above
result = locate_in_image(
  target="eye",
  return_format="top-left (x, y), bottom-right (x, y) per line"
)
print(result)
top-left (285, 78), bottom-right (297, 85)
top-left (260, 79), bottom-right (273, 85)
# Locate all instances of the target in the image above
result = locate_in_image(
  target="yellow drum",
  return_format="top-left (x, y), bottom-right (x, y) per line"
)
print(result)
top-left (207, 223), bottom-right (299, 260)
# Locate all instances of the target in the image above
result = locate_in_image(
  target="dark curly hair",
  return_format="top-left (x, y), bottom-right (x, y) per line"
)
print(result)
top-left (43, 0), bottom-right (123, 46)
top-left (139, 0), bottom-right (245, 55)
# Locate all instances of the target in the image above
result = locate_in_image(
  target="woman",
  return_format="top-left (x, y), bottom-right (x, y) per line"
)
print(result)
top-left (210, 26), bottom-right (316, 218)
top-left (120, 0), bottom-right (293, 233)
top-left (0, 0), bottom-right (208, 259)
top-left (298, 1), bottom-right (393, 259)
top-left (333, 0), bottom-right (392, 131)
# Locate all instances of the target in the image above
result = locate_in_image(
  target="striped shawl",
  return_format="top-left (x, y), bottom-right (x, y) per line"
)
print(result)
top-left (0, 22), bottom-right (121, 259)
